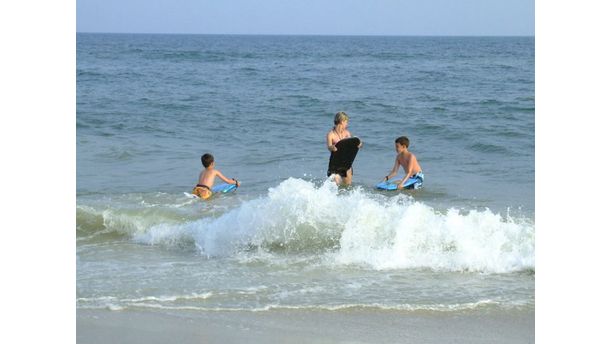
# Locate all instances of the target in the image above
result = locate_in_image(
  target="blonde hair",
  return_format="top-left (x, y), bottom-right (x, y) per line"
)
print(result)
top-left (334, 111), bottom-right (349, 125)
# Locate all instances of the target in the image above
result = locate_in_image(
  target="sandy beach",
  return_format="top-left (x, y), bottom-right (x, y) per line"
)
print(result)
top-left (77, 308), bottom-right (534, 344)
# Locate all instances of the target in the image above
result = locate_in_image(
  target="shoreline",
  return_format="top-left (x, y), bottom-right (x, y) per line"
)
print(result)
top-left (77, 308), bottom-right (534, 344)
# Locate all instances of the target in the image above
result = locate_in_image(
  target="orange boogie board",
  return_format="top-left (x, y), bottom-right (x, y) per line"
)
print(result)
top-left (327, 137), bottom-right (361, 177)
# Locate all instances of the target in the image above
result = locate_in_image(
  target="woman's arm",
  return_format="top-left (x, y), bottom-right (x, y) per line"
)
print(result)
top-left (347, 131), bottom-right (363, 148)
top-left (326, 131), bottom-right (337, 152)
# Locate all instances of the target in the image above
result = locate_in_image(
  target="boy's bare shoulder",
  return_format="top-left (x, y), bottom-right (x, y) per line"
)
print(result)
top-left (202, 168), bottom-right (217, 176)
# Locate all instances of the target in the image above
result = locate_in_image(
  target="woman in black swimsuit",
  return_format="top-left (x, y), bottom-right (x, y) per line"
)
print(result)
top-left (325, 111), bottom-right (362, 185)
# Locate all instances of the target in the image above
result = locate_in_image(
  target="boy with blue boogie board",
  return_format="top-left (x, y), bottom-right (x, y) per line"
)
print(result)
top-left (192, 153), bottom-right (240, 199)
top-left (379, 136), bottom-right (424, 190)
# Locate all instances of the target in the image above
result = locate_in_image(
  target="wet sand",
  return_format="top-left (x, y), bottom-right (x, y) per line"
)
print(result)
top-left (77, 308), bottom-right (534, 344)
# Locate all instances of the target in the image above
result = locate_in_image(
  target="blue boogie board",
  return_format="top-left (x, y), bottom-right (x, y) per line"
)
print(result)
top-left (211, 183), bottom-right (237, 193)
top-left (376, 172), bottom-right (424, 191)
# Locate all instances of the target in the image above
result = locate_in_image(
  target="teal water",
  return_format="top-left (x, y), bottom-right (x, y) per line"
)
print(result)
top-left (77, 34), bottom-right (534, 313)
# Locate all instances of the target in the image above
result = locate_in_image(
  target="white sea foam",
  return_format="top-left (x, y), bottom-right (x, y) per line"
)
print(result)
top-left (78, 300), bottom-right (525, 313)
top-left (125, 178), bottom-right (534, 273)
top-left (335, 201), bottom-right (534, 273)
top-left (77, 292), bottom-right (214, 310)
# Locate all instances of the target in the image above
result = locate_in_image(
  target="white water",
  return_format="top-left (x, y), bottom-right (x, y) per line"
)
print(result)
top-left (121, 178), bottom-right (534, 273)
top-left (76, 178), bottom-right (534, 312)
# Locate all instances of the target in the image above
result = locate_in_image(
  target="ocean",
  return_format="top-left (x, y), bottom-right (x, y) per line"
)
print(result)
top-left (77, 34), bottom-right (534, 320)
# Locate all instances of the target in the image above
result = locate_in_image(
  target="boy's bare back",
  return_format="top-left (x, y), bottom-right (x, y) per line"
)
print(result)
top-left (198, 168), bottom-right (218, 189)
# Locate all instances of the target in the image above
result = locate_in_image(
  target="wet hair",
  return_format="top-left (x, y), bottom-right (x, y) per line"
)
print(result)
top-left (395, 136), bottom-right (410, 148)
top-left (201, 153), bottom-right (214, 168)
top-left (334, 111), bottom-right (349, 125)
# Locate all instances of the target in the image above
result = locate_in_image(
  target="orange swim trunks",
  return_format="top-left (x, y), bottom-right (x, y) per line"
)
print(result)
top-left (192, 184), bottom-right (212, 199)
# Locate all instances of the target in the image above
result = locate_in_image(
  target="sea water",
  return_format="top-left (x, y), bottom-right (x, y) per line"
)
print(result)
top-left (77, 34), bottom-right (534, 313)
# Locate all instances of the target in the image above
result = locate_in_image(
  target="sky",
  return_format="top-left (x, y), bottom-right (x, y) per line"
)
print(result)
top-left (77, 0), bottom-right (534, 36)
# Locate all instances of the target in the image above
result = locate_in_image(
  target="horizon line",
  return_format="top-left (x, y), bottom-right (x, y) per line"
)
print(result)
top-left (77, 31), bottom-right (534, 38)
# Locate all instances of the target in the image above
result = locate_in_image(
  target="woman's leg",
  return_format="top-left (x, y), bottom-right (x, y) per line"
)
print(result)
top-left (342, 168), bottom-right (353, 185)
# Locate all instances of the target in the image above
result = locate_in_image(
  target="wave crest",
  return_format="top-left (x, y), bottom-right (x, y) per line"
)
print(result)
top-left (79, 178), bottom-right (534, 273)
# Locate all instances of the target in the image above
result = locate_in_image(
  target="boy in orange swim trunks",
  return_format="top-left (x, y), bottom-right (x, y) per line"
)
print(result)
top-left (192, 153), bottom-right (240, 199)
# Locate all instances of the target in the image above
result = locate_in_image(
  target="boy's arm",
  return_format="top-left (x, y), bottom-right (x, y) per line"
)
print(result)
top-left (397, 158), bottom-right (414, 189)
top-left (216, 171), bottom-right (240, 186)
top-left (384, 158), bottom-right (400, 181)
top-left (326, 132), bottom-right (337, 152)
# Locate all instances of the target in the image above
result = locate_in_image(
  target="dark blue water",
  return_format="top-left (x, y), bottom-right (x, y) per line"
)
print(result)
top-left (77, 33), bottom-right (534, 214)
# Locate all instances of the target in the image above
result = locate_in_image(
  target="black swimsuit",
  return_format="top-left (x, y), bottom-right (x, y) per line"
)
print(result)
top-left (327, 133), bottom-right (352, 177)
top-left (196, 184), bottom-right (211, 190)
